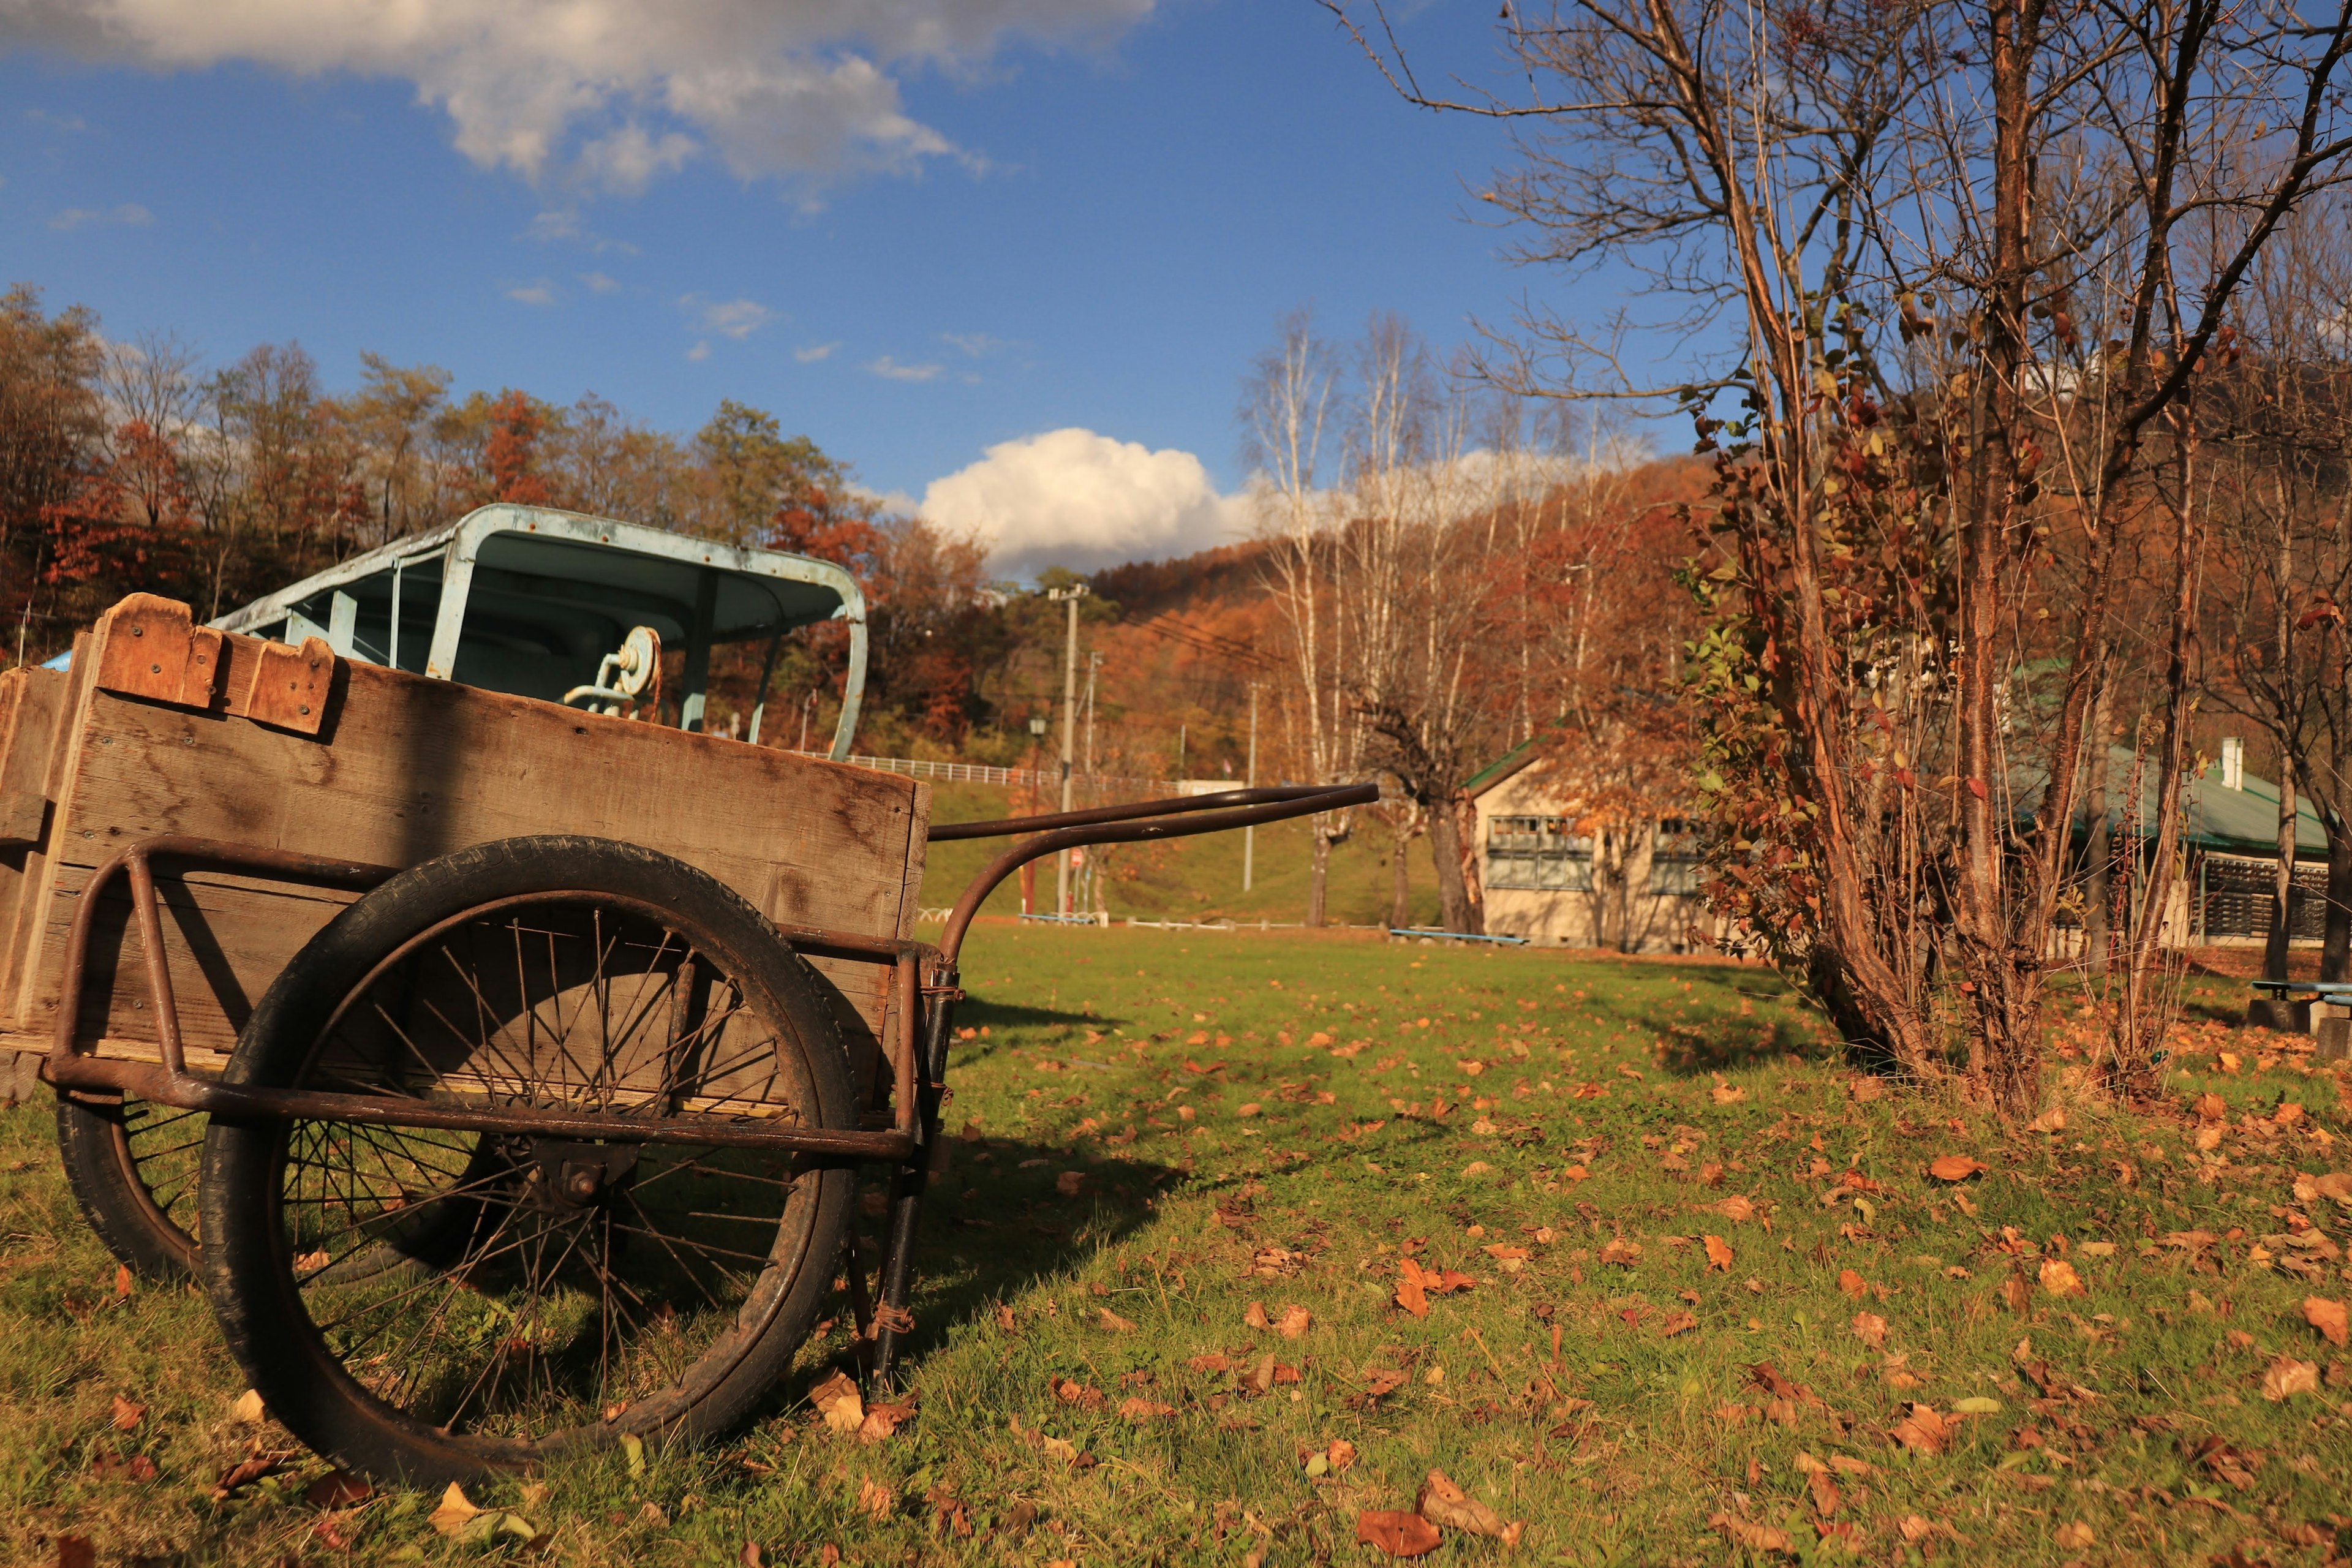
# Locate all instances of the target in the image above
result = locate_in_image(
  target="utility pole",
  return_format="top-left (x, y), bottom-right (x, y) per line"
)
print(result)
top-left (1243, 682), bottom-right (1260, 892)
top-left (1047, 582), bottom-right (1090, 917)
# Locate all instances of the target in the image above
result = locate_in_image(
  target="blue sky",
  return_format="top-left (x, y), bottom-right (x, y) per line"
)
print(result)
top-left (0, 1), bottom-right (1634, 574)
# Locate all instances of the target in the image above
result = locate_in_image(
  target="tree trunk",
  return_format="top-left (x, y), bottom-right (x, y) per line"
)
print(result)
top-left (2083, 676), bottom-right (2113, 976)
top-left (2324, 821), bottom-right (2352, 983)
top-left (1455, 795), bottom-right (1486, 936)
top-left (1390, 820), bottom-right (1414, 929)
top-left (2267, 748), bottom-right (2297, 982)
top-left (1307, 824), bottom-right (1330, 929)
top-left (1428, 803), bottom-right (1472, 933)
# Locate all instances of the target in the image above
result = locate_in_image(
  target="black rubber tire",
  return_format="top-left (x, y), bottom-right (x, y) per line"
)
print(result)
top-left (56, 1095), bottom-right (201, 1280)
top-left (198, 835), bottom-right (857, 1487)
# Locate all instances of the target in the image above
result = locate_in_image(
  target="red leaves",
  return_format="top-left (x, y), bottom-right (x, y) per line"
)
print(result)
top-left (1394, 1257), bottom-right (1473, 1317)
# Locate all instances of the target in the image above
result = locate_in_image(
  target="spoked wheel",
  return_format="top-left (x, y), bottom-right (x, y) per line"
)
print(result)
top-left (200, 836), bottom-right (857, 1487)
top-left (57, 1094), bottom-right (205, 1278)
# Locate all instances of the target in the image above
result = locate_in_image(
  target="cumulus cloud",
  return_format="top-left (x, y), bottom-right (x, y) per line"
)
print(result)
top-left (868, 355), bottom-right (942, 382)
top-left (4, 1), bottom-right (1155, 190)
top-left (578, 270), bottom-right (620, 293)
top-left (505, 281), bottom-right (557, 306)
top-left (48, 202), bottom-right (150, 230)
top-left (794, 341), bottom-right (840, 362)
top-left (920, 427), bottom-right (1250, 578)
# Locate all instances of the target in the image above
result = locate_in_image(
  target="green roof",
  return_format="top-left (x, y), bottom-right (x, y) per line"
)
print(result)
top-left (2064, 747), bottom-right (2326, 860)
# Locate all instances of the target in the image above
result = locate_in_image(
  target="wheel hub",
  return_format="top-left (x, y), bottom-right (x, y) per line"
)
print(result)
top-left (524, 1139), bottom-right (639, 1212)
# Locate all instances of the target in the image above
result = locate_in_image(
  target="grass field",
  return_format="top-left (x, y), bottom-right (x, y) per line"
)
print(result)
top-left (6, 925), bottom-right (2352, 1565)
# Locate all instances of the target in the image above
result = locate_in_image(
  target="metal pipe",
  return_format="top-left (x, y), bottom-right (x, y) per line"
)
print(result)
top-left (929, 784), bottom-right (1348, 841)
top-left (937, 782), bottom-right (1378, 963)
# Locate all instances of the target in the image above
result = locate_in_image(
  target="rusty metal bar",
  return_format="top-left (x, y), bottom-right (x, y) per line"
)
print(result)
top-left (49, 835), bottom-right (395, 1073)
top-left (927, 783), bottom-right (1356, 842)
top-left (937, 781), bottom-right (1379, 963)
top-left (48, 1055), bottom-right (913, 1156)
top-left (43, 833), bottom-right (924, 1163)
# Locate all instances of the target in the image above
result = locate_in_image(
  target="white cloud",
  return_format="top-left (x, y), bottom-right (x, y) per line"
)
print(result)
top-left (678, 295), bottom-right (777, 338)
top-left (685, 340), bottom-right (711, 361)
top-left (578, 270), bottom-right (619, 293)
top-left (26, 108), bottom-right (86, 130)
top-left (505, 281), bottom-right (557, 306)
top-left (868, 355), bottom-right (942, 382)
top-left (48, 202), bottom-right (151, 230)
top-left (794, 341), bottom-right (840, 363)
top-left (919, 427), bottom-right (1249, 578)
top-left (7, 1), bottom-right (1156, 190)
top-left (941, 331), bottom-right (1012, 357)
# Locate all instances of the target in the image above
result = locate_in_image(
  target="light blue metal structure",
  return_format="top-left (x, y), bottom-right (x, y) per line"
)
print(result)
top-left (206, 504), bottom-right (867, 758)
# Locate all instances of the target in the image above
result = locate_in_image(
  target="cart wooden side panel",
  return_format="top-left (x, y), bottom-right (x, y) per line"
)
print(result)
top-left (1, 598), bottom-right (929, 1087)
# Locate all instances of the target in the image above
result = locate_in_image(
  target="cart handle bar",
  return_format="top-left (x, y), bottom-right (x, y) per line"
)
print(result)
top-left (937, 780), bottom-right (1379, 964)
top-left (929, 783), bottom-right (1363, 842)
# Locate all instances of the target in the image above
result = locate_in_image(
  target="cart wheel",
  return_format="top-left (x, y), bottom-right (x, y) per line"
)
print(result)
top-left (199, 835), bottom-right (858, 1487)
top-left (56, 1094), bottom-right (204, 1278)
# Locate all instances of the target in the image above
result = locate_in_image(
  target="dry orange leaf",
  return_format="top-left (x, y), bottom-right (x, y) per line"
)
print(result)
top-left (1928, 1155), bottom-right (1986, 1182)
top-left (1807, 1468), bottom-right (1841, 1518)
top-left (1703, 1234), bottom-right (1735, 1272)
top-left (1715, 1195), bottom-right (1756, 1223)
top-left (1659, 1310), bottom-right (1698, 1337)
top-left (1244, 1301), bottom-right (1270, 1329)
top-left (2303, 1296), bottom-right (2349, 1348)
top-left (1356, 1510), bottom-right (1441, 1557)
top-left (1327, 1438), bottom-right (1358, 1472)
top-left (1708, 1512), bottom-right (1793, 1554)
top-left (1395, 1267), bottom-right (1428, 1319)
top-left (1852, 1310), bottom-right (1888, 1350)
top-left (1417, 1470), bottom-right (1523, 1544)
top-left (1098, 1307), bottom-right (1137, 1333)
top-left (108, 1395), bottom-right (144, 1432)
top-left (1599, 1237), bottom-right (1642, 1267)
top-left (1277, 1305), bottom-right (1313, 1340)
top-left (1711, 1082), bottom-right (1749, 1105)
top-left (1890, 1403), bottom-right (1954, 1455)
top-left (2038, 1258), bottom-right (2086, 1298)
top-left (1838, 1268), bottom-right (1867, 1299)
top-left (858, 1477), bottom-right (894, 1520)
top-left (1118, 1396), bottom-right (1175, 1421)
top-left (2263, 1354), bottom-right (2320, 1402)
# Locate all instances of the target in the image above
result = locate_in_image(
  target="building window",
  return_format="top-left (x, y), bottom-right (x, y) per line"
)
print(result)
top-left (1647, 819), bottom-right (1708, 896)
top-left (1485, 815), bottom-right (1593, 891)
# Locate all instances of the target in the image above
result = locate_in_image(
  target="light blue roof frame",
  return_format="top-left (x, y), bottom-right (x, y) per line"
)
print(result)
top-left (213, 503), bottom-right (868, 761)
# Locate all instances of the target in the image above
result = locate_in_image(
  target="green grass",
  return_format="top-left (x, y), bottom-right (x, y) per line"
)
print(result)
top-left (6, 930), bottom-right (2352, 1564)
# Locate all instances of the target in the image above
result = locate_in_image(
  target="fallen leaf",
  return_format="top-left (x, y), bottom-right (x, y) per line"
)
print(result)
top-left (53, 1540), bottom-right (92, 1568)
top-left (1357, 1510), bottom-right (1442, 1557)
top-left (1040, 1435), bottom-right (1079, 1465)
top-left (1055, 1170), bottom-right (1087, 1197)
top-left (1360, 1368), bottom-right (1409, 1400)
top-left (1928, 1155), bottom-right (1986, 1182)
top-left (858, 1477), bottom-right (894, 1520)
top-left (1098, 1307), bottom-right (1137, 1333)
top-left (2052, 1521), bottom-right (2095, 1549)
top-left (1838, 1268), bottom-right (1867, 1299)
top-left (1952, 1396), bottom-right (2002, 1415)
top-left (1189, 1352), bottom-right (1232, 1373)
top-left (1417, 1469), bottom-right (1521, 1540)
top-left (2025, 1106), bottom-right (2066, 1134)
top-left (995, 1305), bottom-right (1017, 1333)
top-left (809, 1370), bottom-right (864, 1433)
top-left (2038, 1258), bottom-right (2086, 1298)
top-left (740, 1544), bottom-right (764, 1567)
top-left (114, 1264), bottom-right (132, 1298)
top-left (1711, 1082), bottom-right (1749, 1105)
top-left (1807, 1468), bottom-right (1841, 1517)
top-left (229, 1389), bottom-right (264, 1424)
top-left (303, 1470), bottom-right (372, 1509)
top-left (109, 1394), bottom-right (144, 1431)
top-left (1327, 1438), bottom-right (1358, 1472)
top-left (210, 1450), bottom-right (293, 1501)
top-left (2263, 1354), bottom-right (2320, 1401)
top-left (1241, 1354), bottom-right (1278, 1395)
top-left (1708, 1512), bottom-right (1793, 1553)
top-left (428, 1482), bottom-right (484, 1536)
top-left (1715, 1195), bottom-right (1756, 1223)
top-left (1395, 1267), bottom-right (1428, 1319)
top-left (1244, 1301), bottom-right (1271, 1329)
top-left (1660, 1310), bottom-right (1698, 1336)
top-left (859, 1391), bottom-right (918, 1442)
top-left (2304, 1296), bottom-right (2349, 1348)
top-left (1852, 1310), bottom-right (1888, 1349)
top-left (1891, 1403), bottom-right (1954, 1455)
top-left (1600, 1237), bottom-right (1642, 1267)
top-left (2195, 1092), bottom-right (2228, 1121)
top-left (1704, 1234), bottom-right (1735, 1271)
top-left (1118, 1396), bottom-right (1175, 1420)
top-left (1278, 1305), bottom-right (1313, 1339)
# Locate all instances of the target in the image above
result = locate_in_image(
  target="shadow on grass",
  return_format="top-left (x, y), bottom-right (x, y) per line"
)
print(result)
top-left (1558, 963), bottom-right (1826, 1077)
top-left (835, 1138), bottom-right (1179, 1384)
top-left (954, 998), bottom-right (1126, 1035)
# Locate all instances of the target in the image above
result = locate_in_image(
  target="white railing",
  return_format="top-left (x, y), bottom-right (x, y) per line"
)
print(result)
top-left (789, 751), bottom-right (1174, 791)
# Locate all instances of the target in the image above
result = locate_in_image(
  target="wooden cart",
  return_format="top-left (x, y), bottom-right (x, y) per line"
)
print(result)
top-left (1, 532), bottom-right (1370, 1486)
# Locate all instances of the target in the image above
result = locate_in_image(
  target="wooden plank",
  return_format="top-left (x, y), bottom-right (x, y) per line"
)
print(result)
top-left (2, 643), bottom-right (91, 1031)
top-left (0, 666), bottom-right (67, 844)
top-left (20, 619), bottom-right (930, 1095)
